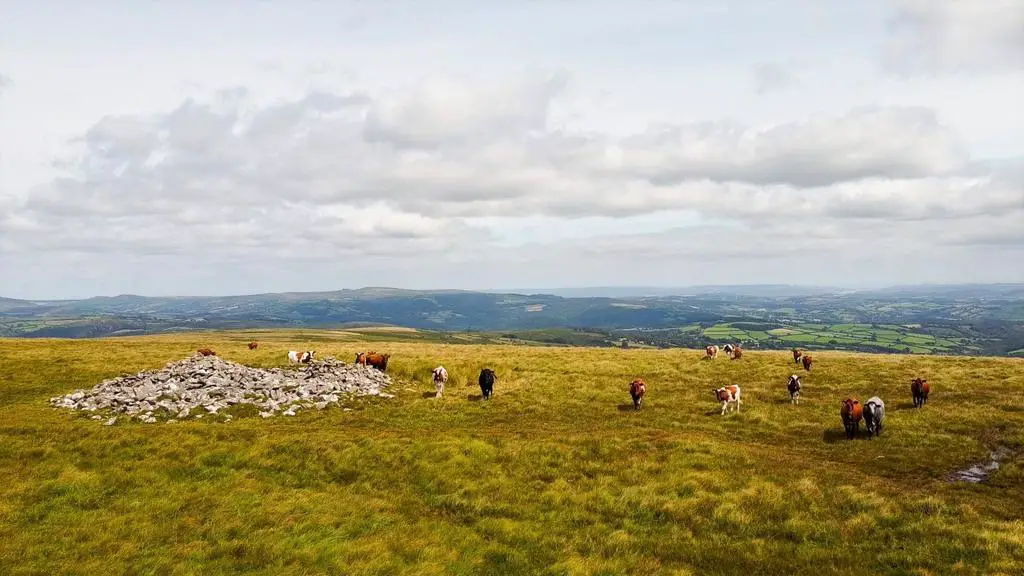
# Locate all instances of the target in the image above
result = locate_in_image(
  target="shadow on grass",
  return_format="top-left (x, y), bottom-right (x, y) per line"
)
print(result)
top-left (467, 394), bottom-right (484, 402)
top-left (892, 402), bottom-right (918, 411)
top-left (616, 404), bottom-right (640, 412)
top-left (821, 428), bottom-right (874, 443)
top-left (420, 391), bottom-right (439, 399)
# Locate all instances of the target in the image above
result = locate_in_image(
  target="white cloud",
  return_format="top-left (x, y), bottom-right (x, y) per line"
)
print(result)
top-left (752, 62), bottom-right (800, 95)
top-left (3, 76), bottom-right (1019, 279)
top-left (882, 0), bottom-right (1024, 75)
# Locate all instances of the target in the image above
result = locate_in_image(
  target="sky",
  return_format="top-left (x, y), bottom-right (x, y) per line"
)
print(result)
top-left (1, 0), bottom-right (1022, 299)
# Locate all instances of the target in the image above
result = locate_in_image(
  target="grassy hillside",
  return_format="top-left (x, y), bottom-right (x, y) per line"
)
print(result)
top-left (1, 331), bottom-right (1023, 574)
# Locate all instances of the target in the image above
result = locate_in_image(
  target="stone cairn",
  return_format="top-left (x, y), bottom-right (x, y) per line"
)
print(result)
top-left (49, 352), bottom-right (394, 425)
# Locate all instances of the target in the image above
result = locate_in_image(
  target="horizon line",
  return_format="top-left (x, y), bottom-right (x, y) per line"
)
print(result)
top-left (4, 282), bottom-right (1023, 302)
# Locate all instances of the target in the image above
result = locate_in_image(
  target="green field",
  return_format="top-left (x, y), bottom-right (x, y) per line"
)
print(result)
top-left (697, 322), bottom-right (975, 354)
top-left (2, 331), bottom-right (1023, 574)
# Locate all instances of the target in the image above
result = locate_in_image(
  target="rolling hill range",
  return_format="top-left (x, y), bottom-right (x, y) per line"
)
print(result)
top-left (1, 284), bottom-right (1023, 356)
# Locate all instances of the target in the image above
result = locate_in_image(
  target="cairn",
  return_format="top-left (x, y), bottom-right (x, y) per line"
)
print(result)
top-left (49, 352), bottom-right (394, 424)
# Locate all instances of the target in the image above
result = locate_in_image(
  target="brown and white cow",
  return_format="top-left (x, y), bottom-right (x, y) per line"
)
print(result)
top-left (801, 354), bottom-right (813, 371)
top-left (705, 345), bottom-right (719, 360)
top-left (248, 341), bottom-right (258, 350)
top-left (729, 345), bottom-right (743, 360)
top-left (197, 348), bottom-right (216, 357)
top-left (787, 374), bottom-right (802, 404)
top-left (792, 348), bottom-right (803, 364)
top-left (432, 365), bottom-right (448, 398)
top-left (840, 398), bottom-right (864, 439)
top-left (911, 377), bottom-right (930, 408)
top-left (629, 378), bottom-right (647, 410)
top-left (288, 350), bottom-right (315, 364)
top-left (713, 385), bottom-right (742, 415)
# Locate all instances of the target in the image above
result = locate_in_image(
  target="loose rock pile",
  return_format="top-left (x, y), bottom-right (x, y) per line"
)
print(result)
top-left (49, 353), bottom-right (394, 424)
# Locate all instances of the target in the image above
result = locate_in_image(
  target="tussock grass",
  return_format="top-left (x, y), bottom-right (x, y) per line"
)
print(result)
top-left (1, 331), bottom-right (1023, 575)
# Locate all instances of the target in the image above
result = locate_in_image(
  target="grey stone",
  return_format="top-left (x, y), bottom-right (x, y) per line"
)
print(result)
top-left (50, 352), bottom-right (393, 423)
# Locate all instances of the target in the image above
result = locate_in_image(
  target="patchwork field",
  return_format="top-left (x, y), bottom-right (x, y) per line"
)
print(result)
top-left (699, 322), bottom-right (976, 354)
top-left (1, 331), bottom-right (1023, 575)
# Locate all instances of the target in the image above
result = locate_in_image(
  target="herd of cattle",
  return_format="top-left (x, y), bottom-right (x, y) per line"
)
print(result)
top-left (198, 340), bottom-right (932, 440)
top-left (700, 344), bottom-right (930, 439)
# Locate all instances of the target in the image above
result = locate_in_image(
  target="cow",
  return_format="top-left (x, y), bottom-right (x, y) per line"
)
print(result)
top-left (729, 345), bottom-right (743, 360)
top-left (356, 352), bottom-right (390, 372)
top-left (911, 377), bottom-right (930, 408)
top-left (801, 354), bottom-right (813, 371)
top-left (863, 396), bottom-right (886, 438)
top-left (840, 398), bottom-right (864, 440)
top-left (432, 365), bottom-right (448, 398)
top-left (787, 374), bottom-right (802, 404)
top-left (722, 344), bottom-right (735, 356)
top-left (629, 378), bottom-right (647, 410)
top-left (478, 368), bottom-right (496, 400)
top-left (288, 350), bottom-right (315, 364)
top-left (197, 348), bottom-right (216, 357)
top-left (247, 341), bottom-right (258, 350)
top-left (705, 345), bottom-right (719, 360)
top-left (713, 385), bottom-right (742, 415)
top-left (792, 348), bottom-right (803, 364)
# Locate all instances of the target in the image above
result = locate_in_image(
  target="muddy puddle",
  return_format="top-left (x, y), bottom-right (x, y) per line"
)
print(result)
top-left (947, 446), bottom-right (1013, 483)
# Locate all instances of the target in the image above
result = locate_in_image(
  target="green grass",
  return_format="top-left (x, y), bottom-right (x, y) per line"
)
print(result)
top-left (1, 331), bottom-right (1023, 575)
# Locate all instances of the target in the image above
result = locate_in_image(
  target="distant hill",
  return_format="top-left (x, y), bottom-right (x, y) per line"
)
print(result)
top-left (1, 284), bottom-right (1023, 355)
top-left (487, 285), bottom-right (845, 298)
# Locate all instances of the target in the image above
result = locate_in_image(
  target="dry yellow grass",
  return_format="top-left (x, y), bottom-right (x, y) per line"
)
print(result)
top-left (1, 330), bottom-right (1023, 575)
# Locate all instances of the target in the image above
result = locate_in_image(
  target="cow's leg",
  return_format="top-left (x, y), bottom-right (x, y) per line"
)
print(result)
top-left (721, 401), bottom-right (727, 415)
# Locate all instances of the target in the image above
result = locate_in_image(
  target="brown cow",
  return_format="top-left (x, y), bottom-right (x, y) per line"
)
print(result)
top-left (629, 378), bottom-right (647, 410)
top-left (356, 351), bottom-right (390, 372)
top-left (801, 354), bottom-right (813, 371)
top-left (248, 341), bottom-right (258, 350)
top-left (197, 348), bottom-right (216, 357)
top-left (792, 348), bottom-right (803, 364)
top-left (729, 345), bottom-right (743, 360)
top-left (911, 377), bottom-right (930, 408)
top-left (841, 398), bottom-right (863, 439)
top-left (705, 345), bottom-right (719, 360)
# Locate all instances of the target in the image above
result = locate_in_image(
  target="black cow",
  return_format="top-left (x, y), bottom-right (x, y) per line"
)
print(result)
top-left (478, 368), bottom-right (496, 400)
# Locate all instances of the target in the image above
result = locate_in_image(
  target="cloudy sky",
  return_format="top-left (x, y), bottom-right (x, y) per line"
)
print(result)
top-left (1, 0), bottom-right (1022, 299)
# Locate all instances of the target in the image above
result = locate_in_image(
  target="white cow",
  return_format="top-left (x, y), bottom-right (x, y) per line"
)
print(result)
top-left (288, 350), bottom-right (314, 364)
top-left (432, 365), bottom-right (449, 398)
